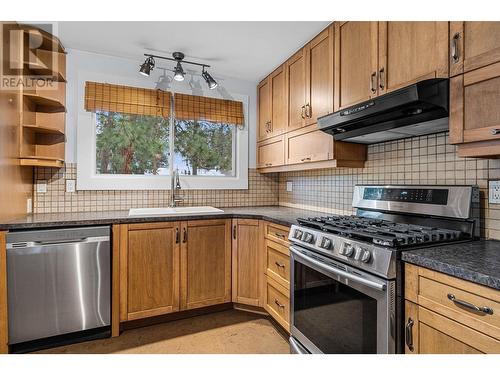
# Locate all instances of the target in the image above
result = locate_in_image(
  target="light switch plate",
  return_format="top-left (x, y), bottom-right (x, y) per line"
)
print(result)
top-left (66, 179), bottom-right (76, 193)
top-left (36, 180), bottom-right (47, 193)
top-left (286, 181), bottom-right (293, 192)
top-left (489, 180), bottom-right (500, 204)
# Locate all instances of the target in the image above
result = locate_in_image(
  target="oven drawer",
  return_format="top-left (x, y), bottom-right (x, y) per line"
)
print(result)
top-left (264, 222), bottom-right (290, 246)
top-left (265, 275), bottom-right (290, 332)
top-left (265, 239), bottom-right (290, 289)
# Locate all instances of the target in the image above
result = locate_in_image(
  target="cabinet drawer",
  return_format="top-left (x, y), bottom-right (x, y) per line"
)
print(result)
top-left (257, 135), bottom-right (285, 168)
top-left (418, 275), bottom-right (500, 340)
top-left (265, 275), bottom-right (290, 332)
top-left (266, 239), bottom-right (290, 289)
top-left (286, 125), bottom-right (333, 165)
top-left (264, 222), bottom-right (290, 246)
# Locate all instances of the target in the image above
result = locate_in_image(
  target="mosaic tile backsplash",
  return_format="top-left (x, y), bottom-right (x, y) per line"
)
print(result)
top-left (34, 132), bottom-right (500, 240)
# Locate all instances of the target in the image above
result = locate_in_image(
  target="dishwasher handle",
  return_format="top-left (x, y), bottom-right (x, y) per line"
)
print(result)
top-left (7, 236), bottom-right (109, 249)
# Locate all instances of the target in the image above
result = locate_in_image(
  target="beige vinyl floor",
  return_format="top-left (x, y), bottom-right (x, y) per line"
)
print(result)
top-left (36, 309), bottom-right (290, 354)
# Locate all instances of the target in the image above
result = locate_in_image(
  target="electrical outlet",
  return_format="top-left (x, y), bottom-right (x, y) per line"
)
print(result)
top-left (26, 198), bottom-right (32, 214)
top-left (36, 180), bottom-right (47, 193)
top-left (66, 179), bottom-right (76, 193)
top-left (489, 180), bottom-right (500, 204)
top-left (286, 181), bottom-right (293, 192)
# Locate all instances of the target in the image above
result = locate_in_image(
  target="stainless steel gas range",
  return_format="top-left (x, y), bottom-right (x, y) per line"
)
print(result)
top-left (288, 185), bottom-right (479, 354)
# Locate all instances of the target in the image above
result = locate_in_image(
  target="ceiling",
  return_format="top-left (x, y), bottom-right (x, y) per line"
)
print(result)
top-left (56, 21), bottom-right (330, 82)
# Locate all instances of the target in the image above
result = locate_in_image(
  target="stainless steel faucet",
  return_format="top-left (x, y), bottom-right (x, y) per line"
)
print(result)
top-left (170, 168), bottom-right (184, 207)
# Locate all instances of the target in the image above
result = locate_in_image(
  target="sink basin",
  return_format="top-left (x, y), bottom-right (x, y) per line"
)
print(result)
top-left (128, 206), bottom-right (224, 217)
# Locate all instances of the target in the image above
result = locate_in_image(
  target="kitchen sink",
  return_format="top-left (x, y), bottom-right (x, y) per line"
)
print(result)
top-left (128, 206), bottom-right (224, 217)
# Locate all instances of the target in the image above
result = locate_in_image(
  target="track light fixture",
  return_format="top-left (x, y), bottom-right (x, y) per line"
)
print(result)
top-left (139, 52), bottom-right (218, 90)
top-left (139, 56), bottom-right (155, 76)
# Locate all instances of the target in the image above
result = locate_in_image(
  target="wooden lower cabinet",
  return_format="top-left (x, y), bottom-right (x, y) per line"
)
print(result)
top-left (405, 263), bottom-right (500, 353)
top-left (180, 219), bottom-right (232, 310)
top-left (232, 219), bottom-right (264, 307)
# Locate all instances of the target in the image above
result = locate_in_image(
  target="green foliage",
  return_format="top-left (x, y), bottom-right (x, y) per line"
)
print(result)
top-left (174, 120), bottom-right (233, 175)
top-left (95, 111), bottom-right (169, 175)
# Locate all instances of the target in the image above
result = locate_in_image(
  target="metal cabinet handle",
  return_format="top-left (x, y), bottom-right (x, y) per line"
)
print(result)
top-left (452, 32), bottom-right (461, 63)
top-left (301, 105), bottom-right (306, 119)
top-left (274, 299), bottom-right (285, 309)
top-left (273, 232), bottom-right (286, 239)
top-left (370, 72), bottom-right (377, 93)
top-left (265, 162), bottom-right (273, 167)
top-left (405, 318), bottom-right (414, 352)
top-left (306, 103), bottom-right (312, 118)
top-left (379, 68), bottom-right (385, 90)
top-left (300, 157), bottom-right (311, 162)
top-left (491, 128), bottom-right (500, 135)
top-left (447, 293), bottom-right (493, 315)
top-left (182, 227), bottom-right (188, 243)
top-left (233, 225), bottom-right (237, 240)
top-left (275, 261), bottom-right (285, 268)
top-left (269, 120), bottom-right (272, 133)
top-left (175, 228), bottom-right (180, 244)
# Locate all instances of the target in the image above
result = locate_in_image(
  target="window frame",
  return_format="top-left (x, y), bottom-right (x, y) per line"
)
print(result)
top-left (77, 77), bottom-right (249, 191)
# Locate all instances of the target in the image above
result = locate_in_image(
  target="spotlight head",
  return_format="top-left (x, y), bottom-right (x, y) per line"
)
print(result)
top-left (202, 69), bottom-right (218, 90)
top-left (139, 56), bottom-right (155, 76)
top-left (173, 61), bottom-right (185, 81)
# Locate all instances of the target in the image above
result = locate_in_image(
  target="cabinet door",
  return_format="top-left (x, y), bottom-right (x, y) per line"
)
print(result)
top-left (334, 21), bottom-right (378, 110)
top-left (286, 48), bottom-right (307, 130)
top-left (378, 22), bottom-right (449, 94)
top-left (257, 77), bottom-right (271, 141)
top-left (450, 21), bottom-right (500, 76)
top-left (285, 124), bottom-right (333, 165)
top-left (180, 219), bottom-right (231, 310)
top-left (450, 61), bottom-right (500, 148)
top-left (231, 219), bottom-right (263, 307)
top-left (270, 65), bottom-right (287, 137)
top-left (126, 222), bottom-right (180, 320)
top-left (256, 135), bottom-right (285, 169)
top-left (305, 25), bottom-right (334, 126)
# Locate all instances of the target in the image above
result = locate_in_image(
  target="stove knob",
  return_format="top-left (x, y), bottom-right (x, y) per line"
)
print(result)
top-left (303, 232), bottom-right (314, 243)
top-left (294, 229), bottom-right (303, 239)
top-left (361, 250), bottom-right (372, 263)
top-left (353, 246), bottom-right (363, 261)
top-left (342, 243), bottom-right (355, 257)
top-left (320, 237), bottom-right (332, 249)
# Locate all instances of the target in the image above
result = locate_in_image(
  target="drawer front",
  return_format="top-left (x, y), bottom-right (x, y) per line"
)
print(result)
top-left (265, 276), bottom-right (290, 332)
top-left (266, 240), bottom-right (290, 288)
top-left (264, 222), bottom-right (290, 246)
top-left (418, 275), bottom-right (500, 340)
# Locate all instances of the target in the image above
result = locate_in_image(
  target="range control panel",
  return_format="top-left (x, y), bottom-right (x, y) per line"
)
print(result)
top-left (362, 187), bottom-right (449, 205)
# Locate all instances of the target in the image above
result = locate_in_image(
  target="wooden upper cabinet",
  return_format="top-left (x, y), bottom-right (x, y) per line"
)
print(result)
top-left (126, 222), bottom-right (180, 321)
top-left (180, 220), bottom-right (232, 310)
top-left (305, 24), bottom-right (334, 125)
top-left (270, 65), bottom-right (287, 137)
top-left (286, 48), bottom-right (307, 130)
top-left (450, 21), bottom-right (500, 76)
top-left (257, 135), bottom-right (285, 169)
top-left (334, 21), bottom-right (378, 110)
top-left (286, 124), bottom-right (333, 165)
top-left (232, 219), bottom-right (263, 307)
top-left (257, 77), bottom-right (271, 141)
top-left (378, 22), bottom-right (449, 94)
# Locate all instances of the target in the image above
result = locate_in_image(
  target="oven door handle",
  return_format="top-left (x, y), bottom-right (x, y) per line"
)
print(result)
top-left (290, 246), bottom-right (387, 291)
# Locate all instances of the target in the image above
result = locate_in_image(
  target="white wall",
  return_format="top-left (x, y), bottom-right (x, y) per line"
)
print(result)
top-left (65, 49), bottom-right (258, 167)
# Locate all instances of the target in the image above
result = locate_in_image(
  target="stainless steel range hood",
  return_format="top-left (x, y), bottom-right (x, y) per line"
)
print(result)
top-left (317, 79), bottom-right (449, 144)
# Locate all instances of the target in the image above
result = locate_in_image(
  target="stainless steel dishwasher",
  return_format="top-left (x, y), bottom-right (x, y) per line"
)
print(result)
top-left (6, 226), bottom-right (111, 348)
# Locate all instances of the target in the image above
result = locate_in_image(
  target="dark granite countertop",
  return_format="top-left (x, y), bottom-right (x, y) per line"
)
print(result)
top-left (0, 206), bottom-right (327, 231)
top-left (402, 240), bottom-right (500, 290)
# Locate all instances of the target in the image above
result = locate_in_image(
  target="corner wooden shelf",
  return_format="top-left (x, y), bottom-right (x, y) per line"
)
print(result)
top-left (23, 93), bottom-right (66, 113)
top-left (22, 123), bottom-right (64, 136)
top-left (19, 25), bottom-right (65, 53)
top-left (24, 62), bottom-right (66, 83)
top-left (19, 156), bottom-right (64, 168)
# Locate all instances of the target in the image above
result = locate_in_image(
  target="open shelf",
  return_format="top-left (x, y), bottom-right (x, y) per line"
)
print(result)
top-left (19, 156), bottom-right (64, 168)
top-left (19, 25), bottom-right (65, 53)
top-left (23, 93), bottom-right (66, 113)
top-left (23, 123), bottom-right (64, 136)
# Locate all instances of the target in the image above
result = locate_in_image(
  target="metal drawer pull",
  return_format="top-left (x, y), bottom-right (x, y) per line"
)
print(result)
top-left (405, 318), bottom-right (414, 352)
top-left (275, 261), bottom-right (285, 268)
top-left (491, 128), bottom-right (500, 135)
top-left (274, 299), bottom-right (285, 309)
top-left (265, 162), bottom-right (273, 167)
top-left (273, 232), bottom-right (286, 239)
top-left (301, 157), bottom-right (311, 162)
top-left (447, 293), bottom-right (493, 315)
top-left (451, 32), bottom-right (460, 63)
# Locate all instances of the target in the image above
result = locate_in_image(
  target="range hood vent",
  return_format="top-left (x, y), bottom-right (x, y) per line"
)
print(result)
top-left (317, 79), bottom-right (449, 144)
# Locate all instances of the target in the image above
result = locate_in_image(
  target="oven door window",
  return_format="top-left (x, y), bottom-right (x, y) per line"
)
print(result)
top-left (294, 261), bottom-right (378, 354)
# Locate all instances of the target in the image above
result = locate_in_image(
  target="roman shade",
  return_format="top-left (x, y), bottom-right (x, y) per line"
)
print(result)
top-left (84, 81), bottom-right (171, 117)
top-left (174, 93), bottom-right (244, 125)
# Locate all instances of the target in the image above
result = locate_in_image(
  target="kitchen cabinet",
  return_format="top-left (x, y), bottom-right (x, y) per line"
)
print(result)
top-left (404, 263), bottom-right (500, 354)
top-left (257, 64), bottom-right (287, 141)
top-left (180, 219), bottom-right (232, 310)
top-left (256, 135), bottom-right (285, 169)
top-left (286, 49), bottom-right (307, 131)
top-left (120, 222), bottom-right (180, 321)
top-left (334, 21), bottom-right (378, 110)
top-left (378, 21), bottom-right (449, 94)
top-left (232, 219), bottom-right (264, 307)
top-left (450, 21), bottom-right (500, 76)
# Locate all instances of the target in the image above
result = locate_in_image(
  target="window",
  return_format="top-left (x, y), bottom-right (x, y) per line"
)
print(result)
top-left (77, 80), bottom-right (248, 190)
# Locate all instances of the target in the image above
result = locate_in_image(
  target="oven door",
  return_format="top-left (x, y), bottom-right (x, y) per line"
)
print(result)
top-left (290, 245), bottom-right (395, 354)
